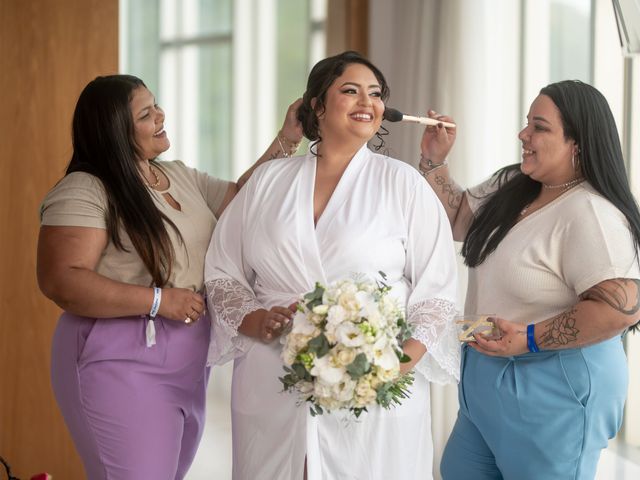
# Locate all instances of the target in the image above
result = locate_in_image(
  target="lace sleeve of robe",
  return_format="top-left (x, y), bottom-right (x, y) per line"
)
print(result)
top-left (205, 277), bottom-right (263, 365)
top-left (404, 179), bottom-right (461, 384)
top-left (203, 171), bottom-right (264, 365)
top-left (408, 298), bottom-right (460, 384)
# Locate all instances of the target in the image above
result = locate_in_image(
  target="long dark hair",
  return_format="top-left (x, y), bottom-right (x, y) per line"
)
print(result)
top-left (297, 50), bottom-right (390, 153)
top-left (462, 80), bottom-right (640, 273)
top-left (67, 74), bottom-right (181, 287)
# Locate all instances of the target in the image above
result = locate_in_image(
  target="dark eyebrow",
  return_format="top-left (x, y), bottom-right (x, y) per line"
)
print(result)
top-left (340, 81), bottom-right (381, 90)
top-left (532, 115), bottom-right (551, 124)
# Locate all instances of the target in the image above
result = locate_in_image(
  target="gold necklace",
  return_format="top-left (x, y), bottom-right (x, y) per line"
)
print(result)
top-left (542, 177), bottom-right (583, 190)
top-left (146, 164), bottom-right (161, 188)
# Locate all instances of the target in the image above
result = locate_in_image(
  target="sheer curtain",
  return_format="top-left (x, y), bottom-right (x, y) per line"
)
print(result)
top-left (369, 1), bottom-right (521, 477)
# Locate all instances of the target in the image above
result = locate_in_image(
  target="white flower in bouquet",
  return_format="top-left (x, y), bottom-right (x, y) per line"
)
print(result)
top-left (280, 273), bottom-right (414, 418)
top-left (310, 354), bottom-right (346, 385)
top-left (335, 321), bottom-right (366, 347)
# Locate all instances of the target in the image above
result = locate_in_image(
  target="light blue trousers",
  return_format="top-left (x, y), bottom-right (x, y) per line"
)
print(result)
top-left (441, 338), bottom-right (628, 480)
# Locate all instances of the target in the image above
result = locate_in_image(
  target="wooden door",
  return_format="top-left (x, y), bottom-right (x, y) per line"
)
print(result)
top-left (0, 0), bottom-right (118, 477)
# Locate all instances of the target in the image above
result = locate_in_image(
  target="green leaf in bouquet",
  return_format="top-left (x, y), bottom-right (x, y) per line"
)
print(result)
top-left (309, 403), bottom-right (324, 417)
top-left (279, 367), bottom-right (299, 392)
top-left (308, 333), bottom-right (330, 358)
top-left (397, 351), bottom-right (412, 363)
top-left (352, 406), bottom-right (368, 418)
top-left (346, 352), bottom-right (370, 379)
top-left (292, 362), bottom-right (312, 381)
top-left (376, 372), bottom-right (414, 409)
top-left (396, 316), bottom-right (413, 344)
top-left (304, 283), bottom-right (325, 310)
top-left (376, 271), bottom-right (391, 294)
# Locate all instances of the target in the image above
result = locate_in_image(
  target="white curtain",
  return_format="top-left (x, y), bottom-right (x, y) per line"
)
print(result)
top-left (369, 1), bottom-right (522, 477)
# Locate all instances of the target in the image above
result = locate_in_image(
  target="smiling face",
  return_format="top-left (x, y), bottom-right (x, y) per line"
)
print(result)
top-left (130, 86), bottom-right (170, 161)
top-left (518, 94), bottom-right (578, 185)
top-left (316, 63), bottom-right (385, 147)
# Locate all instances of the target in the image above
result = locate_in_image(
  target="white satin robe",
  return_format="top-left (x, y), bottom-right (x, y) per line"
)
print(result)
top-left (205, 145), bottom-right (460, 480)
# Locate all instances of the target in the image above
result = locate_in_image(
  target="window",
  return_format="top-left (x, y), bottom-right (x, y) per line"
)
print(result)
top-left (120, 0), bottom-right (327, 178)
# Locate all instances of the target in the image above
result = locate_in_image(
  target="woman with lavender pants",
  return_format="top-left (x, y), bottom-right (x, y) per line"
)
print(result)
top-left (36, 75), bottom-right (302, 479)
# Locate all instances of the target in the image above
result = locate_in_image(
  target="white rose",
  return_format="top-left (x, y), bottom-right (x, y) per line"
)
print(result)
top-left (312, 304), bottom-right (329, 315)
top-left (334, 346), bottom-right (357, 366)
top-left (327, 305), bottom-right (347, 325)
top-left (331, 374), bottom-right (357, 402)
top-left (338, 292), bottom-right (359, 316)
top-left (376, 366), bottom-right (400, 383)
top-left (354, 379), bottom-right (377, 406)
top-left (314, 379), bottom-right (334, 398)
top-left (318, 395), bottom-right (343, 411)
top-left (342, 282), bottom-right (358, 295)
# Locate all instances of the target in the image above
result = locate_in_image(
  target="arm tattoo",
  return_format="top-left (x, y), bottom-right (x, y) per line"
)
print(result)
top-left (579, 278), bottom-right (640, 315)
top-left (434, 173), bottom-right (463, 210)
top-left (538, 308), bottom-right (580, 348)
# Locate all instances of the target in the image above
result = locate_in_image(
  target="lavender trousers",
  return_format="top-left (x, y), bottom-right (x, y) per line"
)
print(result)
top-left (51, 312), bottom-right (211, 480)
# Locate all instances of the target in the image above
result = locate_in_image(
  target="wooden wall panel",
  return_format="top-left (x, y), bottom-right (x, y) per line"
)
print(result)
top-left (327, 0), bottom-right (369, 56)
top-left (0, 0), bottom-right (118, 477)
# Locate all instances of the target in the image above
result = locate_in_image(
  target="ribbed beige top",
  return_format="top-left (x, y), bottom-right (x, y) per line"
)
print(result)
top-left (41, 160), bottom-right (230, 292)
top-left (465, 179), bottom-right (640, 324)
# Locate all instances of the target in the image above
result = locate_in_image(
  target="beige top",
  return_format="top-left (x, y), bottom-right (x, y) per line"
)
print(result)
top-left (40, 160), bottom-right (230, 292)
top-left (465, 179), bottom-right (640, 324)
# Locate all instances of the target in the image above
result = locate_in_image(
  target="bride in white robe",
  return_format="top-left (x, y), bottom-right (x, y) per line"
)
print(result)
top-left (205, 51), bottom-right (460, 480)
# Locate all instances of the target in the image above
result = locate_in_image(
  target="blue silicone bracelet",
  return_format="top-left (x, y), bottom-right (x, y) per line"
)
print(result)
top-left (527, 323), bottom-right (540, 353)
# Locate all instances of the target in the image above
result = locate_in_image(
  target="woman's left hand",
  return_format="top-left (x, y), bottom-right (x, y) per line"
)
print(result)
top-left (469, 317), bottom-right (528, 357)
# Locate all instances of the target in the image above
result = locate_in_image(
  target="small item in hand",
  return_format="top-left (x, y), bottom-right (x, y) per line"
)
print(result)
top-left (456, 314), bottom-right (501, 342)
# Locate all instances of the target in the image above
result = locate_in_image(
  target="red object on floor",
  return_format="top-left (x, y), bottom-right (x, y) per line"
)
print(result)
top-left (30, 474), bottom-right (52, 480)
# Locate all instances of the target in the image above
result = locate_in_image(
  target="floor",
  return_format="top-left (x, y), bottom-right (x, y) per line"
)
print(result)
top-left (186, 363), bottom-right (640, 480)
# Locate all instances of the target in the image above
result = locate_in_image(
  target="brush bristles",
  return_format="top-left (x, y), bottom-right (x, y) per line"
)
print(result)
top-left (383, 107), bottom-right (403, 122)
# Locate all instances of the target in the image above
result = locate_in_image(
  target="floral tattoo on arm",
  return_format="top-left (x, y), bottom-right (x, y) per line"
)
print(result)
top-left (538, 308), bottom-right (580, 348)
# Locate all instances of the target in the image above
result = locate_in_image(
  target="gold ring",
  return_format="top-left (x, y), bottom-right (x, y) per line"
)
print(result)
top-left (184, 316), bottom-right (192, 324)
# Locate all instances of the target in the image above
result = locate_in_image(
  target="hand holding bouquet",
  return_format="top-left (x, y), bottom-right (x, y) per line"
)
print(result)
top-left (280, 275), bottom-right (414, 418)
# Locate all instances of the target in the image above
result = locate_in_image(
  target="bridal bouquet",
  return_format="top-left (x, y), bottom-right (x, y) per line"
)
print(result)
top-left (280, 274), bottom-right (414, 418)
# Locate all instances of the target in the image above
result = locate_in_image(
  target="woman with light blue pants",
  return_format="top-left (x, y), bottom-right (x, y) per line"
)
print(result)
top-left (418, 80), bottom-right (640, 479)
top-left (443, 340), bottom-right (627, 479)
